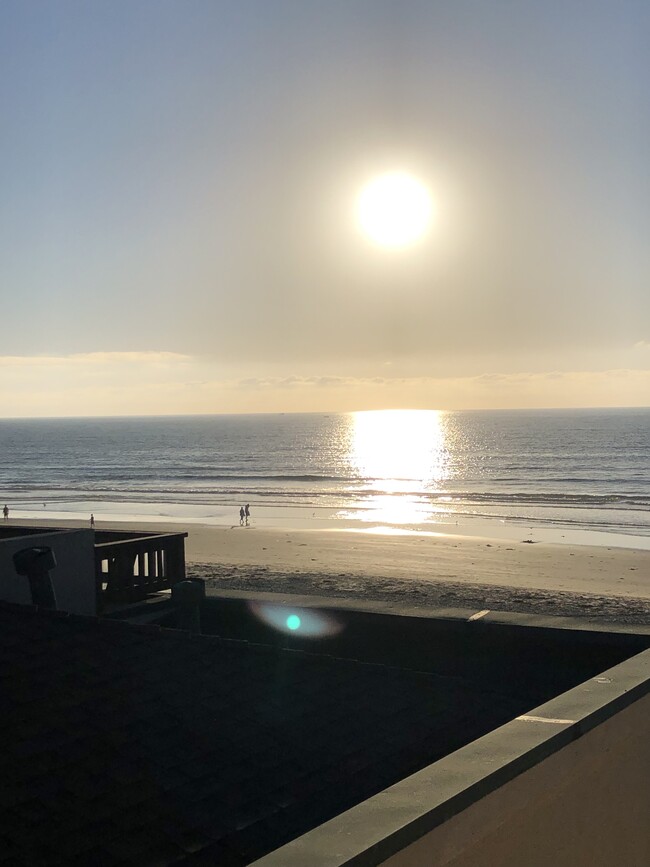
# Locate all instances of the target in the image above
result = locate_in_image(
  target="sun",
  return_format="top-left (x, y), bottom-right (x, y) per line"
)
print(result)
top-left (357, 172), bottom-right (433, 248)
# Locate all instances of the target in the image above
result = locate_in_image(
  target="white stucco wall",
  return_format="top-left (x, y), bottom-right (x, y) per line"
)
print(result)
top-left (0, 530), bottom-right (97, 615)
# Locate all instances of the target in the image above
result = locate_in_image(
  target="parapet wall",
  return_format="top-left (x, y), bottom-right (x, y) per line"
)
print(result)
top-left (251, 637), bottom-right (650, 867)
top-left (383, 689), bottom-right (650, 867)
top-left (199, 592), bottom-right (649, 705)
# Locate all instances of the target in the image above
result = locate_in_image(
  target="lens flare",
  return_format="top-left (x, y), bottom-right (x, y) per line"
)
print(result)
top-left (248, 602), bottom-right (344, 638)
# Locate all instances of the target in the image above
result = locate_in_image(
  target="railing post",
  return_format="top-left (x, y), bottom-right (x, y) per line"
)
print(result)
top-left (94, 549), bottom-right (105, 614)
top-left (94, 532), bottom-right (188, 605)
top-left (165, 537), bottom-right (186, 584)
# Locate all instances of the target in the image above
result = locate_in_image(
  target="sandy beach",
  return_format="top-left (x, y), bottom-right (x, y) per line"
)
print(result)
top-left (9, 517), bottom-right (650, 624)
top-left (187, 524), bottom-right (650, 624)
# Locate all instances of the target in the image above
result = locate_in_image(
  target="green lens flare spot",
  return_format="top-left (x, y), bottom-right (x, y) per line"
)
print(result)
top-left (286, 614), bottom-right (301, 631)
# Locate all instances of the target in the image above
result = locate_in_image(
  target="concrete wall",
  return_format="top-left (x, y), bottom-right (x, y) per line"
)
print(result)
top-left (0, 530), bottom-right (97, 616)
top-left (382, 691), bottom-right (650, 867)
top-left (200, 594), bottom-right (648, 701)
top-left (251, 645), bottom-right (650, 867)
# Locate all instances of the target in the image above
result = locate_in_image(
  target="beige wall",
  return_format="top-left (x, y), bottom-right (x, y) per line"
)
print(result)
top-left (0, 530), bottom-right (97, 615)
top-left (382, 692), bottom-right (650, 867)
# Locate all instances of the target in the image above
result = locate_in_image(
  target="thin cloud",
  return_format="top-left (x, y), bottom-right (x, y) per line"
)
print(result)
top-left (0, 351), bottom-right (191, 367)
top-left (2, 361), bottom-right (649, 418)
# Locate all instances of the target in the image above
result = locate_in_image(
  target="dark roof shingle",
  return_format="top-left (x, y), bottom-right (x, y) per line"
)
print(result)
top-left (0, 601), bottom-right (526, 865)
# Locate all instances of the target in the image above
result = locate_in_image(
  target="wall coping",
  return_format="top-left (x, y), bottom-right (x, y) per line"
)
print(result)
top-left (251, 646), bottom-right (650, 866)
top-left (204, 587), bottom-right (650, 636)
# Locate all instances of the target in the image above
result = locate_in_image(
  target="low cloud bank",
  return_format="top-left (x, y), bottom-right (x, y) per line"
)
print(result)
top-left (1, 352), bottom-right (648, 417)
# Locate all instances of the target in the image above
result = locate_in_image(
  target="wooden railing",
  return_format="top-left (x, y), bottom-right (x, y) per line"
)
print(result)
top-left (94, 531), bottom-right (188, 606)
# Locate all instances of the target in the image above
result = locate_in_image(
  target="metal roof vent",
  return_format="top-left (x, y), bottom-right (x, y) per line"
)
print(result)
top-left (13, 546), bottom-right (58, 610)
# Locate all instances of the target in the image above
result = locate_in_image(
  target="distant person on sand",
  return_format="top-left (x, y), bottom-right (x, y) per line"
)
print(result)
top-left (239, 506), bottom-right (245, 526)
top-left (2, 505), bottom-right (8, 521)
top-left (90, 513), bottom-right (95, 529)
top-left (245, 504), bottom-right (250, 525)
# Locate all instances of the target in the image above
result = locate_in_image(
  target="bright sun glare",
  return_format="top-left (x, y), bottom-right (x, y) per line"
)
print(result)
top-left (357, 172), bottom-right (433, 248)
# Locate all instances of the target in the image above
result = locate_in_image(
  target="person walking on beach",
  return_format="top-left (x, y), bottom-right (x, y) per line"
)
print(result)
top-left (239, 506), bottom-right (245, 526)
top-left (245, 503), bottom-right (250, 525)
top-left (2, 505), bottom-right (8, 521)
top-left (90, 513), bottom-right (95, 529)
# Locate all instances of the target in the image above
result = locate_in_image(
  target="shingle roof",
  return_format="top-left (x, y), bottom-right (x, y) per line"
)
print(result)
top-left (0, 601), bottom-right (527, 866)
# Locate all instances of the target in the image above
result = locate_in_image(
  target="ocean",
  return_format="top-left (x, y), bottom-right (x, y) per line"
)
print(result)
top-left (1, 408), bottom-right (649, 546)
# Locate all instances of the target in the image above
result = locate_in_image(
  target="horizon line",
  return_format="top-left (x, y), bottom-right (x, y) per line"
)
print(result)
top-left (1, 404), bottom-right (649, 422)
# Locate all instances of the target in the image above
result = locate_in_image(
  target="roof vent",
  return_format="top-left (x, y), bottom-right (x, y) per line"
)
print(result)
top-left (13, 546), bottom-right (58, 610)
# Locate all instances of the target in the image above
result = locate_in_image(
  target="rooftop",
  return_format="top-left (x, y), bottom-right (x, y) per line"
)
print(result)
top-left (1, 592), bottom-right (648, 866)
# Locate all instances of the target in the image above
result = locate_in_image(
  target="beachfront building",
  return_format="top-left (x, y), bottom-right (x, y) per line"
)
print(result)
top-left (0, 523), bottom-right (648, 865)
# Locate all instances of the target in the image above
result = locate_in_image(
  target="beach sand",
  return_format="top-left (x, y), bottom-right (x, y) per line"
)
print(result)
top-left (186, 525), bottom-right (650, 624)
top-left (9, 517), bottom-right (650, 624)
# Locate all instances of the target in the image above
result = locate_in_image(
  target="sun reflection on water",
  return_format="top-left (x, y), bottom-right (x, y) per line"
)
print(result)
top-left (342, 409), bottom-right (454, 526)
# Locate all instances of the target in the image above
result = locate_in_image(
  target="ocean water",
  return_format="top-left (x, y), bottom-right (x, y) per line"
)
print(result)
top-left (0, 408), bottom-right (649, 546)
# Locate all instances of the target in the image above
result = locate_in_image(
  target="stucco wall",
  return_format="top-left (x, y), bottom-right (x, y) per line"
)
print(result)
top-left (0, 530), bottom-right (97, 615)
top-left (381, 691), bottom-right (650, 867)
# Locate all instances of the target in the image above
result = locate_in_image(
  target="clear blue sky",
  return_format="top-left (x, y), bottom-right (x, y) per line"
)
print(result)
top-left (1, 1), bottom-right (649, 415)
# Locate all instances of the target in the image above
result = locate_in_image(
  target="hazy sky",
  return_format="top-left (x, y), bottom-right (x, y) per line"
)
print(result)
top-left (1, 0), bottom-right (649, 416)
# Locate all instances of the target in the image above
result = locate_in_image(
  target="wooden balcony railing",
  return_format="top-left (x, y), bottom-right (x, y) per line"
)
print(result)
top-left (94, 531), bottom-right (188, 606)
